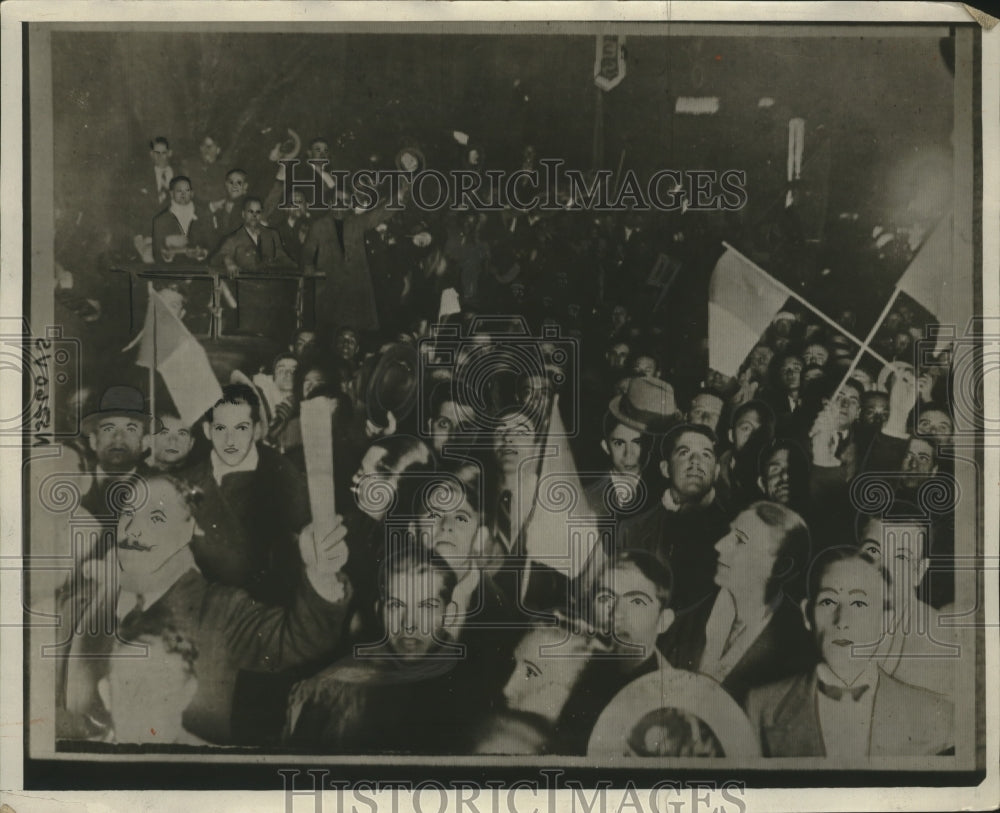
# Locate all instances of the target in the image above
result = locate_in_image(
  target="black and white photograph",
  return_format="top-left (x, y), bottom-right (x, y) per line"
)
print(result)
top-left (1, 2), bottom-right (997, 811)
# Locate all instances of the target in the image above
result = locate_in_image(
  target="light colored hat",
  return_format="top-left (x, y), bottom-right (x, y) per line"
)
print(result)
top-left (608, 377), bottom-right (681, 433)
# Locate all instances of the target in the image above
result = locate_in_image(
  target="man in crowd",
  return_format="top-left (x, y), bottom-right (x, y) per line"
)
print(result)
top-left (188, 135), bottom-right (228, 208)
top-left (556, 550), bottom-right (675, 752)
top-left (613, 423), bottom-right (729, 613)
top-left (56, 473), bottom-right (351, 745)
top-left (212, 196), bottom-right (296, 340)
top-left (284, 538), bottom-right (468, 752)
top-left (425, 383), bottom-right (477, 456)
top-left (858, 510), bottom-right (958, 699)
top-left (80, 386), bottom-right (152, 518)
top-left (210, 168), bottom-right (251, 243)
top-left (151, 176), bottom-right (215, 264)
top-left (583, 376), bottom-right (678, 517)
top-left (661, 501), bottom-right (815, 704)
top-left (181, 384), bottom-right (310, 606)
top-left (131, 136), bottom-right (182, 254)
top-left (687, 388), bottom-right (725, 435)
top-left (149, 408), bottom-right (197, 473)
top-left (745, 549), bottom-right (954, 758)
top-left (273, 188), bottom-right (315, 266)
top-left (716, 400), bottom-right (775, 511)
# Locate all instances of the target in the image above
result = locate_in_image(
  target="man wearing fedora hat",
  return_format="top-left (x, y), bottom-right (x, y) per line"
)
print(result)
top-left (583, 378), bottom-right (679, 518)
top-left (80, 385), bottom-right (154, 518)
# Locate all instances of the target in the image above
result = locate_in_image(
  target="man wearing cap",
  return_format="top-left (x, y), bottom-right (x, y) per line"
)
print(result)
top-left (583, 377), bottom-right (678, 517)
top-left (612, 421), bottom-right (730, 615)
top-left (80, 386), bottom-right (154, 518)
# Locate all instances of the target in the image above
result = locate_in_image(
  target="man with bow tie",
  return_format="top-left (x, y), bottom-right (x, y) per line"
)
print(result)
top-left (55, 473), bottom-right (352, 745)
top-left (745, 548), bottom-right (954, 759)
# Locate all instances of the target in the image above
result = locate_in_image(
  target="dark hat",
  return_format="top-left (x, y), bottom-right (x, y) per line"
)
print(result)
top-left (366, 343), bottom-right (419, 428)
top-left (82, 385), bottom-right (151, 432)
top-left (608, 377), bottom-right (681, 433)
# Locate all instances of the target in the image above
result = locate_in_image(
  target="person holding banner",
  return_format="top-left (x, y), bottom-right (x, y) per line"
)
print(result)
top-left (181, 384), bottom-right (311, 607)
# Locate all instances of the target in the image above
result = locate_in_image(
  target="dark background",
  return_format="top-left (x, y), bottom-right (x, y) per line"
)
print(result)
top-left (51, 30), bottom-right (954, 236)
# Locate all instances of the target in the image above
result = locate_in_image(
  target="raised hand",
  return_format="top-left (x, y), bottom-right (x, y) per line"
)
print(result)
top-left (809, 401), bottom-right (840, 466)
top-left (886, 366), bottom-right (917, 436)
top-left (298, 517), bottom-right (350, 604)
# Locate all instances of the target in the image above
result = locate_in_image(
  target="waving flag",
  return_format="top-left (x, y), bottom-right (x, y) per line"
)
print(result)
top-left (132, 289), bottom-right (222, 426)
top-left (708, 246), bottom-right (789, 377)
top-left (895, 213), bottom-right (954, 326)
top-left (521, 395), bottom-right (604, 583)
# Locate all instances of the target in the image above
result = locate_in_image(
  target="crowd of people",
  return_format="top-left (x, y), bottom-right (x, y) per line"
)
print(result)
top-left (41, 128), bottom-right (960, 760)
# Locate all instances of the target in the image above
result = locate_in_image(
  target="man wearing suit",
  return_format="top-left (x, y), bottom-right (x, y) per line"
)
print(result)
top-left (151, 176), bottom-right (216, 264)
top-left (131, 136), bottom-right (184, 256)
top-left (611, 423), bottom-right (730, 614)
top-left (301, 180), bottom-right (408, 334)
top-left (209, 168), bottom-right (251, 247)
top-left (212, 196), bottom-right (296, 340)
top-left (213, 196), bottom-right (294, 274)
top-left (660, 501), bottom-right (816, 705)
top-left (56, 473), bottom-right (351, 745)
top-left (744, 549), bottom-right (954, 758)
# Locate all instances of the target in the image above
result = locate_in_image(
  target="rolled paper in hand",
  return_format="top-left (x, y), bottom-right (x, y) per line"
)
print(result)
top-left (301, 396), bottom-right (337, 541)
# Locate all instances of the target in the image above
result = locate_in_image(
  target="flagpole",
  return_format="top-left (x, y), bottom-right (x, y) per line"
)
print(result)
top-left (721, 241), bottom-right (893, 368)
top-left (831, 286), bottom-right (903, 398)
top-left (519, 392), bottom-right (559, 605)
top-left (148, 282), bottom-right (156, 429)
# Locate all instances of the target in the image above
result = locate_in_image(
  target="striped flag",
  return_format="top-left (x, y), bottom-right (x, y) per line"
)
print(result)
top-left (134, 289), bottom-right (223, 426)
top-left (708, 247), bottom-right (789, 377)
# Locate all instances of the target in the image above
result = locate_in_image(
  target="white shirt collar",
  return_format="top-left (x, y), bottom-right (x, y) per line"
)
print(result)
top-left (661, 487), bottom-right (715, 513)
top-left (210, 443), bottom-right (259, 485)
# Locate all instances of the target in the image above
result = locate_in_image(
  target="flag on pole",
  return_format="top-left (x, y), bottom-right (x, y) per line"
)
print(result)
top-left (521, 395), bottom-right (603, 579)
top-left (133, 289), bottom-right (223, 426)
top-left (895, 212), bottom-right (954, 326)
top-left (708, 246), bottom-right (789, 377)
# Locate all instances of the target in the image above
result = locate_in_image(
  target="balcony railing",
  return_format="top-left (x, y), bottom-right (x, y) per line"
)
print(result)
top-left (111, 263), bottom-right (325, 340)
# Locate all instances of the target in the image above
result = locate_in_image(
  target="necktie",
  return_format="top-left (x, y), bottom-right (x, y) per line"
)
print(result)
top-left (255, 234), bottom-right (263, 260)
top-left (720, 617), bottom-right (746, 659)
top-left (817, 680), bottom-right (870, 702)
top-left (497, 490), bottom-right (513, 553)
top-left (119, 592), bottom-right (146, 634)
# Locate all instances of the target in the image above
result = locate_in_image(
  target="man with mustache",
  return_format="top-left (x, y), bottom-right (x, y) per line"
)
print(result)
top-left (612, 423), bottom-right (729, 614)
top-left (56, 474), bottom-right (351, 745)
top-left (745, 549), bottom-right (954, 759)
